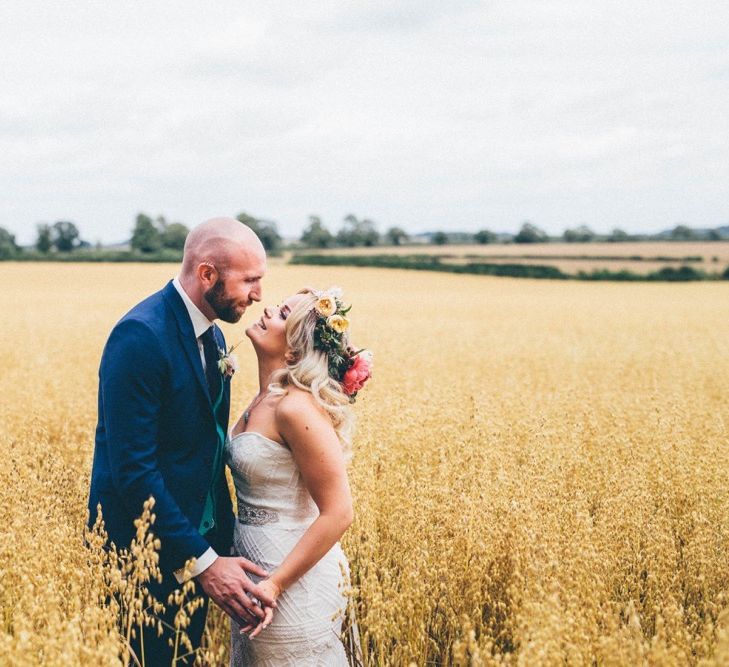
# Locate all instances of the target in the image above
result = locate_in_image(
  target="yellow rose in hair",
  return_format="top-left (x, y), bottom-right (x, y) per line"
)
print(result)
top-left (327, 314), bottom-right (349, 333)
top-left (315, 294), bottom-right (336, 317)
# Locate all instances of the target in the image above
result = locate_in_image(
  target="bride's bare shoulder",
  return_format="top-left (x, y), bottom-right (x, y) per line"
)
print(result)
top-left (275, 387), bottom-right (332, 428)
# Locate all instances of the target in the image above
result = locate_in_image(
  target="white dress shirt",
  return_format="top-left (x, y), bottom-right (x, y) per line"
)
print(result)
top-left (171, 277), bottom-right (219, 583)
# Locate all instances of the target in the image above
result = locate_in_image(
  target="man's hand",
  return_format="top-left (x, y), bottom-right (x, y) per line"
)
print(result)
top-left (197, 556), bottom-right (277, 626)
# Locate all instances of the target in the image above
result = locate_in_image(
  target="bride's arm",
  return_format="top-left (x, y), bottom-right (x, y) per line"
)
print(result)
top-left (268, 390), bottom-right (354, 594)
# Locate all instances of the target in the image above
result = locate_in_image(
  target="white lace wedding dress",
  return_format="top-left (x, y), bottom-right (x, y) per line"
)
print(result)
top-left (226, 430), bottom-right (353, 666)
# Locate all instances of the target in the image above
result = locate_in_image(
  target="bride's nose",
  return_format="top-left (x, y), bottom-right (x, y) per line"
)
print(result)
top-left (263, 306), bottom-right (272, 318)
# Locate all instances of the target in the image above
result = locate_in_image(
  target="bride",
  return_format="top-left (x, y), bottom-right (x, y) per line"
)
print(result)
top-left (226, 287), bottom-right (371, 665)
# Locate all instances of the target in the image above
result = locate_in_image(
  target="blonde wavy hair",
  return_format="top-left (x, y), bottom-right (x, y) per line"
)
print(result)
top-left (268, 288), bottom-right (355, 456)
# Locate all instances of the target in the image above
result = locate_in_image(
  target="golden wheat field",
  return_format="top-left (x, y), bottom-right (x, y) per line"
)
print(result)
top-left (1, 261), bottom-right (729, 666)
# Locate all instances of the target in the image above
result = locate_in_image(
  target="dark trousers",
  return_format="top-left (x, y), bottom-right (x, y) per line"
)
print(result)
top-left (126, 574), bottom-right (210, 667)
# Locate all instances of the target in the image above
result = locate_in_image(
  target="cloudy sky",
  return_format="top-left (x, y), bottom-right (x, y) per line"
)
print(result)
top-left (2, 1), bottom-right (728, 244)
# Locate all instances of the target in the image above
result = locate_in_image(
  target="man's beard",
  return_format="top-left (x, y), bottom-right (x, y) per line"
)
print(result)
top-left (204, 278), bottom-right (244, 323)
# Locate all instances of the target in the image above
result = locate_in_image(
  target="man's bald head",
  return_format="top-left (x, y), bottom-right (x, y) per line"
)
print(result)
top-left (178, 217), bottom-right (267, 323)
top-left (181, 217), bottom-right (265, 278)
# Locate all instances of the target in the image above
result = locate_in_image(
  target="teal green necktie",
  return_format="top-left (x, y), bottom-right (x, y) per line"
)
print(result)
top-left (199, 331), bottom-right (227, 535)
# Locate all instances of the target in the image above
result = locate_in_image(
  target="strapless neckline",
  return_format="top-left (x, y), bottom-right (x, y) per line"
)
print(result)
top-left (226, 427), bottom-right (316, 527)
top-left (229, 430), bottom-right (287, 449)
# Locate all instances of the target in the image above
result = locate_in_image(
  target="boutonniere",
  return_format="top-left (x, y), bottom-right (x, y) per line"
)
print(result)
top-left (217, 340), bottom-right (242, 379)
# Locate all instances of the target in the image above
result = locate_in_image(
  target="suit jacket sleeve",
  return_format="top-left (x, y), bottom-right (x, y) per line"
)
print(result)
top-left (100, 317), bottom-right (210, 568)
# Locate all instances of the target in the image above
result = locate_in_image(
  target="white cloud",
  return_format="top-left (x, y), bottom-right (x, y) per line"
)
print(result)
top-left (1, 0), bottom-right (728, 244)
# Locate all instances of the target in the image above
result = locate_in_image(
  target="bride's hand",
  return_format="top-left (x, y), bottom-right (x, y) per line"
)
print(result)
top-left (243, 579), bottom-right (282, 639)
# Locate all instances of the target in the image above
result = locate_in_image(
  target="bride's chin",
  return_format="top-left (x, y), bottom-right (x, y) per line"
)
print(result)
top-left (245, 327), bottom-right (265, 352)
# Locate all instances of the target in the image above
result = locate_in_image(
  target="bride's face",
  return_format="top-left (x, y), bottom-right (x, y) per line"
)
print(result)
top-left (246, 293), bottom-right (307, 358)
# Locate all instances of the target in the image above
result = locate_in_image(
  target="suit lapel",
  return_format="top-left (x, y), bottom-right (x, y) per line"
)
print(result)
top-left (162, 281), bottom-right (213, 410)
top-left (214, 327), bottom-right (232, 429)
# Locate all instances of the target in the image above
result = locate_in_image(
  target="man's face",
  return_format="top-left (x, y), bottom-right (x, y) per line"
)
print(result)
top-left (203, 253), bottom-right (266, 323)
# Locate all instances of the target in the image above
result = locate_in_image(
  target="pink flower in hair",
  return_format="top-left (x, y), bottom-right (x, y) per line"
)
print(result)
top-left (342, 352), bottom-right (372, 396)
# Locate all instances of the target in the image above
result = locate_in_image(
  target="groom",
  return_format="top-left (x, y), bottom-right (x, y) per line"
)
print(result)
top-left (88, 217), bottom-right (275, 665)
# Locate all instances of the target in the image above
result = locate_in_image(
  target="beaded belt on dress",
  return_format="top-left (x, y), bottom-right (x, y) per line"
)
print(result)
top-left (237, 500), bottom-right (279, 526)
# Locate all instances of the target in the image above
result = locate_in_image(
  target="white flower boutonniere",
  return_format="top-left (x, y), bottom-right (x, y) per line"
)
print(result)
top-left (217, 341), bottom-right (242, 379)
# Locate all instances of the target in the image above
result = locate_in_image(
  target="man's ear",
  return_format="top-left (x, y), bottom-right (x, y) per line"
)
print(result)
top-left (197, 261), bottom-right (217, 288)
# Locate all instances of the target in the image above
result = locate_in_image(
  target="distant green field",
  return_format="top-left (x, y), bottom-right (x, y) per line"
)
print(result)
top-left (290, 241), bottom-right (729, 281)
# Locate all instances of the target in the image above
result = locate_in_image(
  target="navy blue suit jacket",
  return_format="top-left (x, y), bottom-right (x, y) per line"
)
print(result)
top-left (88, 280), bottom-right (234, 575)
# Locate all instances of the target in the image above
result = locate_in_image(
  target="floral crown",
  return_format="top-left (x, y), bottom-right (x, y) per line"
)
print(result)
top-left (310, 288), bottom-right (372, 401)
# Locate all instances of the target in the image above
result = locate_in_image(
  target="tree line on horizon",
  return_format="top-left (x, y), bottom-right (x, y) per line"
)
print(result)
top-left (0, 214), bottom-right (728, 260)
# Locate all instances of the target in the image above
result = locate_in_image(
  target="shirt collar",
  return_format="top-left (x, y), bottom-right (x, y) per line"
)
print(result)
top-left (172, 277), bottom-right (214, 339)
